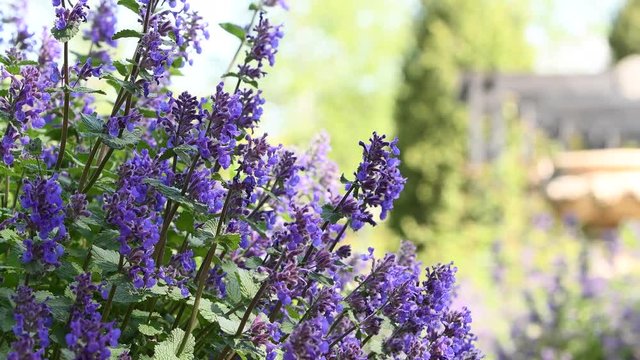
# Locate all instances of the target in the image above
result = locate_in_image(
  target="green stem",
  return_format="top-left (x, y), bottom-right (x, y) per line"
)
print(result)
top-left (55, 41), bottom-right (70, 170)
top-left (176, 188), bottom-right (234, 356)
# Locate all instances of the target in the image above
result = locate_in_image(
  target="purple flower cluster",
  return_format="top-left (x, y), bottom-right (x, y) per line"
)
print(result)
top-left (0, 66), bottom-right (50, 164)
top-left (66, 273), bottom-right (121, 359)
top-left (19, 175), bottom-right (67, 270)
top-left (0, 3), bottom-right (483, 360)
top-left (104, 150), bottom-right (172, 288)
top-left (53, 0), bottom-right (89, 32)
top-left (159, 250), bottom-right (196, 297)
top-left (239, 12), bottom-right (284, 80)
top-left (84, 0), bottom-right (117, 47)
top-left (157, 91), bottom-right (203, 148)
top-left (8, 286), bottom-right (52, 360)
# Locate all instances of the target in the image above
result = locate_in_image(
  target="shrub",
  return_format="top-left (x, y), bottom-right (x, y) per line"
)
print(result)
top-left (0, 1), bottom-right (481, 359)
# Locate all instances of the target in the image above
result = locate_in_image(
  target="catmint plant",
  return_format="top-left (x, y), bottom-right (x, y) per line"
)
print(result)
top-left (0, 0), bottom-right (481, 359)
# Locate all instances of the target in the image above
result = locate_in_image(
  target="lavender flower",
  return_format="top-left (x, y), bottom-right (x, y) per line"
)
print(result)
top-left (8, 286), bottom-right (52, 360)
top-left (53, 0), bottom-right (89, 32)
top-left (66, 273), bottom-right (121, 360)
top-left (19, 175), bottom-right (67, 270)
top-left (84, 0), bottom-right (117, 47)
top-left (157, 91), bottom-right (203, 148)
top-left (283, 317), bottom-right (330, 360)
top-left (238, 12), bottom-right (284, 80)
top-left (353, 132), bottom-right (405, 221)
top-left (159, 250), bottom-right (196, 297)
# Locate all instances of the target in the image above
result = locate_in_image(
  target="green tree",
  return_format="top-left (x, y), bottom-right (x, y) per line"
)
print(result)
top-left (390, 0), bottom-right (532, 243)
top-left (610, 0), bottom-right (640, 62)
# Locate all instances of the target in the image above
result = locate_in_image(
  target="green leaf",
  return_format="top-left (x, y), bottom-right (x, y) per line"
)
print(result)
top-left (308, 272), bottom-right (335, 286)
top-left (92, 245), bottom-right (120, 274)
top-left (143, 178), bottom-right (208, 214)
top-left (321, 204), bottom-right (343, 224)
top-left (0, 307), bottom-right (14, 332)
top-left (34, 293), bottom-right (74, 323)
top-left (51, 22), bottom-right (80, 42)
top-left (0, 229), bottom-right (20, 244)
top-left (99, 128), bottom-right (141, 150)
top-left (80, 113), bottom-right (105, 133)
top-left (149, 284), bottom-right (185, 301)
top-left (139, 323), bottom-right (163, 336)
top-left (26, 138), bottom-right (42, 156)
top-left (218, 233), bottom-right (240, 252)
top-left (113, 281), bottom-right (148, 304)
top-left (112, 61), bottom-right (129, 77)
top-left (219, 23), bottom-right (246, 42)
top-left (153, 328), bottom-right (195, 360)
top-left (112, 29), bottom-right (143, 40)
top-left (176, 211), bottom-right (195, 232)
top-left (71, 86), bottom-right (107, 95)
top-left (117, 0), bottom-right (140, 14)
top-left (197, 299), bottom-right (241, 335)
top-left (101, 73), bottom-right (140, 96)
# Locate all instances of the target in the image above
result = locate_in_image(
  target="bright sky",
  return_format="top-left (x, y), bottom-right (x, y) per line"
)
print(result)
top-left (527, 0), bottom-right (626, 73)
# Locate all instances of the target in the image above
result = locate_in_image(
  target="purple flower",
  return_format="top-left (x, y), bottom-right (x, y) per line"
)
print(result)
top-left (66, 273), bottom-right (121, 360)
top-left (159, 250), bottom-right (196, 297)
top-left (353, 132), bottom-right (405, 221)
top-left (206, 265), bottom-right (227, 298)
top-left (0, 66), bottom-right (50, 164)
top-left (72, 59), bottom-right (103, 83)
top-left (197, 82), bottom-right (242, 167)
top-left (238, 12), bottom-right (284, 80)
top-left (105, 110), bottom-right (141, 136)
top-left (84, 0), bottom-right (117, 47)
top-left (283, 317), bottom-right (330, 360)
top-left (53, 0), bottom-right (89, 32)
top-left (67, 192), bottom-right (91, 220)
top-left (104, 150), bottom-right (173, 288)
top-left (8, 286), bottom-right (52, 360)
top-left (157, 91), bottom-right (203, 148)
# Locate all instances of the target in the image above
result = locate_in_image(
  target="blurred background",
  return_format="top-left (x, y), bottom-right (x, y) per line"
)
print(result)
top-left (12, 0), bottom-right (640, 358)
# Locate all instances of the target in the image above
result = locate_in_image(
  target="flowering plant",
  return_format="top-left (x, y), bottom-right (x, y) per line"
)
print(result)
top-left (0, 0), bottom-right (481, 359)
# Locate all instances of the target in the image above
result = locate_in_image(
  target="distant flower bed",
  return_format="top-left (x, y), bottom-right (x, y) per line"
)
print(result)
top-left (0, 0), bottom-right (481, 359)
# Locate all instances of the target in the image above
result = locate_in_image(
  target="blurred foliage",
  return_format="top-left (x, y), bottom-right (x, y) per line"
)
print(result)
top-left (610, 0), bottom-right (640, 62)
top-left (390, 0), bottom-right (533, 245)
top-left (262, 0), bottom-right (416, 171)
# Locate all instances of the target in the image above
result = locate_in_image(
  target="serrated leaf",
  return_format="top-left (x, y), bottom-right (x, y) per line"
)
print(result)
top-left (308, 272), bottom-right (335, 286)
top-left (143, 178), bottom-right (208, 214)
top-left (112, 61), bottom-right (129, 77)
top-left (153, 328), bottom-right (195, 360)
top-left (176, 211), bottom-right (195, 232)
top-left (117, 0), bottom-right (140, 14)
top-left (112, 29), bottom-right (143, 40)
top-left (218, 233), bottom-right (240, 252)
top-left (113, 281), bottom-right (148, 304)
top-left (0, 229), bottom-right (20, 243)
top-left (99, 128), bottom-right (141, 150)
top-left (51, 22), bottom-right (80, 42)
top-left (219, 23), bottom-right (246, 41)
top-left (80, 113), bottom-right (105, 133)
top-left (26, 138), bottom-right (42, 156)
top-left (321, 204), bottom-right (343, 224)
top-left (198, 299), bottom-right (241, 335)
top-left (149, 284), bottom-right (185, 301)
top-left (139, 323), bottom-right (163, 336)
top-left (92, 245), bottom-right (120, 274)
top-left (71, 86), bottom-right (106, 95)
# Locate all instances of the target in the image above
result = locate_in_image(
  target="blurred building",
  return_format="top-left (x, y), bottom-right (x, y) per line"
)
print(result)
top-left (461, 55), bottom-right (640, 164)
top-left (461, 55), bottom-right (640, 227)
